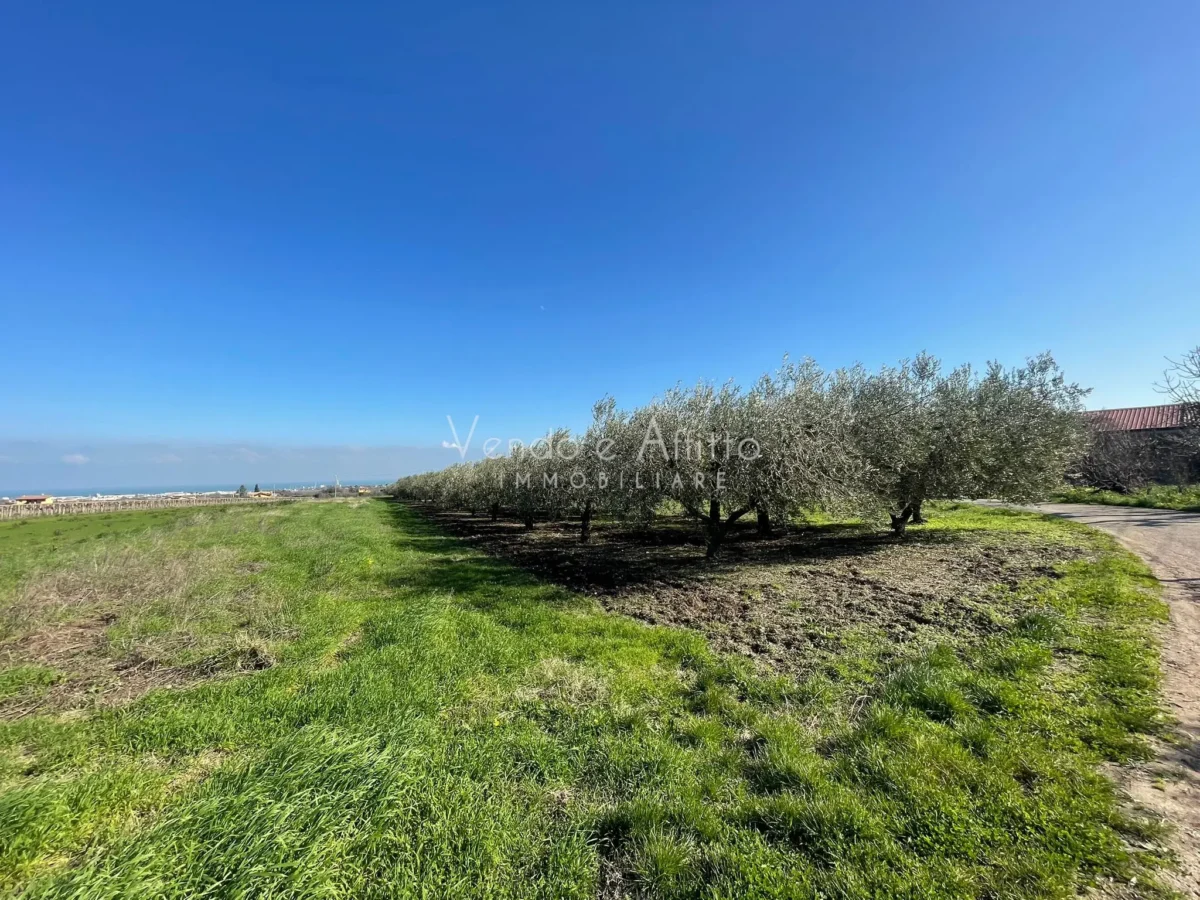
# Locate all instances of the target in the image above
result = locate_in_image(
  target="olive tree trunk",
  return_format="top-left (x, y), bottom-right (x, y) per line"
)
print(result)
top-left (580, 498), bottom-right (593, 544)
top-left (692, 498), bottom-right (755, 558)
top-left (889, 498), bottom-right (926, 535)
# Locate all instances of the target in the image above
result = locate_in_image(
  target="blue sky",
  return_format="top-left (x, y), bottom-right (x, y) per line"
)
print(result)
top-left (2, 2), bottom-right (1198, 489)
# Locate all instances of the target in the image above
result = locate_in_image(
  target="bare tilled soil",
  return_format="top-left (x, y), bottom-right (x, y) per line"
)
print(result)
top-left (418, 506), bottom-right (1083, 679)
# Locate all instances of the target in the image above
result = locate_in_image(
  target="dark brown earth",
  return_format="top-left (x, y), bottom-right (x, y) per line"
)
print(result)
top-left (419, 505), bottom-right (1083, 680)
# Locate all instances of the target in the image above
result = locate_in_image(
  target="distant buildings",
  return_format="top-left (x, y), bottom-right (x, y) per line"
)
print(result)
top-left (1085, 403), bottom-right (1196, 436)
top-left (14, 495), bottom-right (54, 505)
top-left (1082, 403), bottom-right (1199, 488)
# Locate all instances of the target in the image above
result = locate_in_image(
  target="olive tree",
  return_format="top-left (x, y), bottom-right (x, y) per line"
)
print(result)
top-left (973, 353), bottom-right (1089, 501)
top-left (392, 470), bottom-right (438, 503)
top-left (469, 455), bottom-right (508, 520)
top-left (393, 349), bottom-right (1089, 543)
top-left (629, 380), bottom-right (750, 556)
top-left (572, 398), bottom-right (628, 542)
top-left (501, 429), bottom-right (574, 529)
top-left (436, 463), bottom-right (477, 513)
top-left (847, 354), bottom-right (980, 531)
top-left (606, 403), bottom-right (669, 527)
top-left (743, 358), bottom-right (866, 536)
top-left (637, 366), bottom-right (863, 557)
top-left (499, 443), bottom-right (538, 530)
top-left (849, 352), bottom-right (1085, 533)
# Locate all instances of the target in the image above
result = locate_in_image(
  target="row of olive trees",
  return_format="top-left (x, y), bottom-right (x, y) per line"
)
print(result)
top-left (394, 353), bottom-right (1088, 556)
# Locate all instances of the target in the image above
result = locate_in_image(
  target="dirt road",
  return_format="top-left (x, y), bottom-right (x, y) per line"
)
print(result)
top-left (1034, 503), bottom-right (1200, 896)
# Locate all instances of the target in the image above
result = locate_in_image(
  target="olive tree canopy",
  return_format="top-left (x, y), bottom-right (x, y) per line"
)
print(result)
top-left (393, 350), bottom-right (1088, 543)
top-left (973, 353), bottom-right (1089, 501)
top-left (849, 352), bottom-right (1086, 532)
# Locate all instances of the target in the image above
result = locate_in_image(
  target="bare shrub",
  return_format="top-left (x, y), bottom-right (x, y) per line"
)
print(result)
top-left (1076, 427), bottom-right (1157, 493)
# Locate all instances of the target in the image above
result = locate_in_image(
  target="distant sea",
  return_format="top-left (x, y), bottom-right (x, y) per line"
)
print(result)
top-left (0, 480), bottom-right (394, 499)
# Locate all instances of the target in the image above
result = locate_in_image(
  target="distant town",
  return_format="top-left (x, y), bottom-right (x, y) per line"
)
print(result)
top-left (0, 481), bottom-right (391, 513)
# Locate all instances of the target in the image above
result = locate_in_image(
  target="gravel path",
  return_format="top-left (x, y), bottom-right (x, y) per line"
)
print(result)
top-left (1034, 503), bottom-right (1200, 896)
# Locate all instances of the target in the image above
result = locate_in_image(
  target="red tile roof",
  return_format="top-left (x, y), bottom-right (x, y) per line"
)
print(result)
top-left (1085, 404), bottom-right (1188, 432)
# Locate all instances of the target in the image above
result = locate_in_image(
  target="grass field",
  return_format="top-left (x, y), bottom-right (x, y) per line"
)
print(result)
top-left (0, 499), bottom-right (1172, 898)
top-left (1055, 484), bottom-right (1200, 512)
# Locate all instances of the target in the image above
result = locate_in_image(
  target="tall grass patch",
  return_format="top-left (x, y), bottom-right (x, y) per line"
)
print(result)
top-left (0, 500), bottom-right (1171, 897)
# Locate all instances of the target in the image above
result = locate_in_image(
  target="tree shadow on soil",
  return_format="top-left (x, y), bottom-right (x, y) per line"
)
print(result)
top-left (389, 501), bottom-right (968, 596)
top-left (377, 500), bottom-right (1080, 680)
top-left (378, 502), bottom-right (574, 602)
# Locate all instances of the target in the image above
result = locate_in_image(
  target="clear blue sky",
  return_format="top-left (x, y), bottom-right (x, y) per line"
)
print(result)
top-left (2, 2), bottom-right (1198, 488)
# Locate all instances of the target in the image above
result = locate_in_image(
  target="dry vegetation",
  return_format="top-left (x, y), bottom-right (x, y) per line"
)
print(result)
top-left (0, 516), bottom-right (280, 719)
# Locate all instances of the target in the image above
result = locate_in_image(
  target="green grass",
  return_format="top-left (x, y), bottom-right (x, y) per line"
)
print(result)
top-left (0, 499), bottom-right (1171, 898)
top-left (0, 507), bottom-right (204, 563)
top-left (1054, 484), bottom-right (1200, 512)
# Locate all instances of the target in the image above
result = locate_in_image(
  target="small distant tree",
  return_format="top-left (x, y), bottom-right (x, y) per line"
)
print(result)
top-left (1153, 347), bottom-right (1200, 484)
top-left (1158, 346), bottom-right (1200, 459)
top-left (1158, 346), bottom-right (1200, 414)
top-left (236, 484), bottom-right (248, 497)
top-left (253, 483), bottom-right (259, 493)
